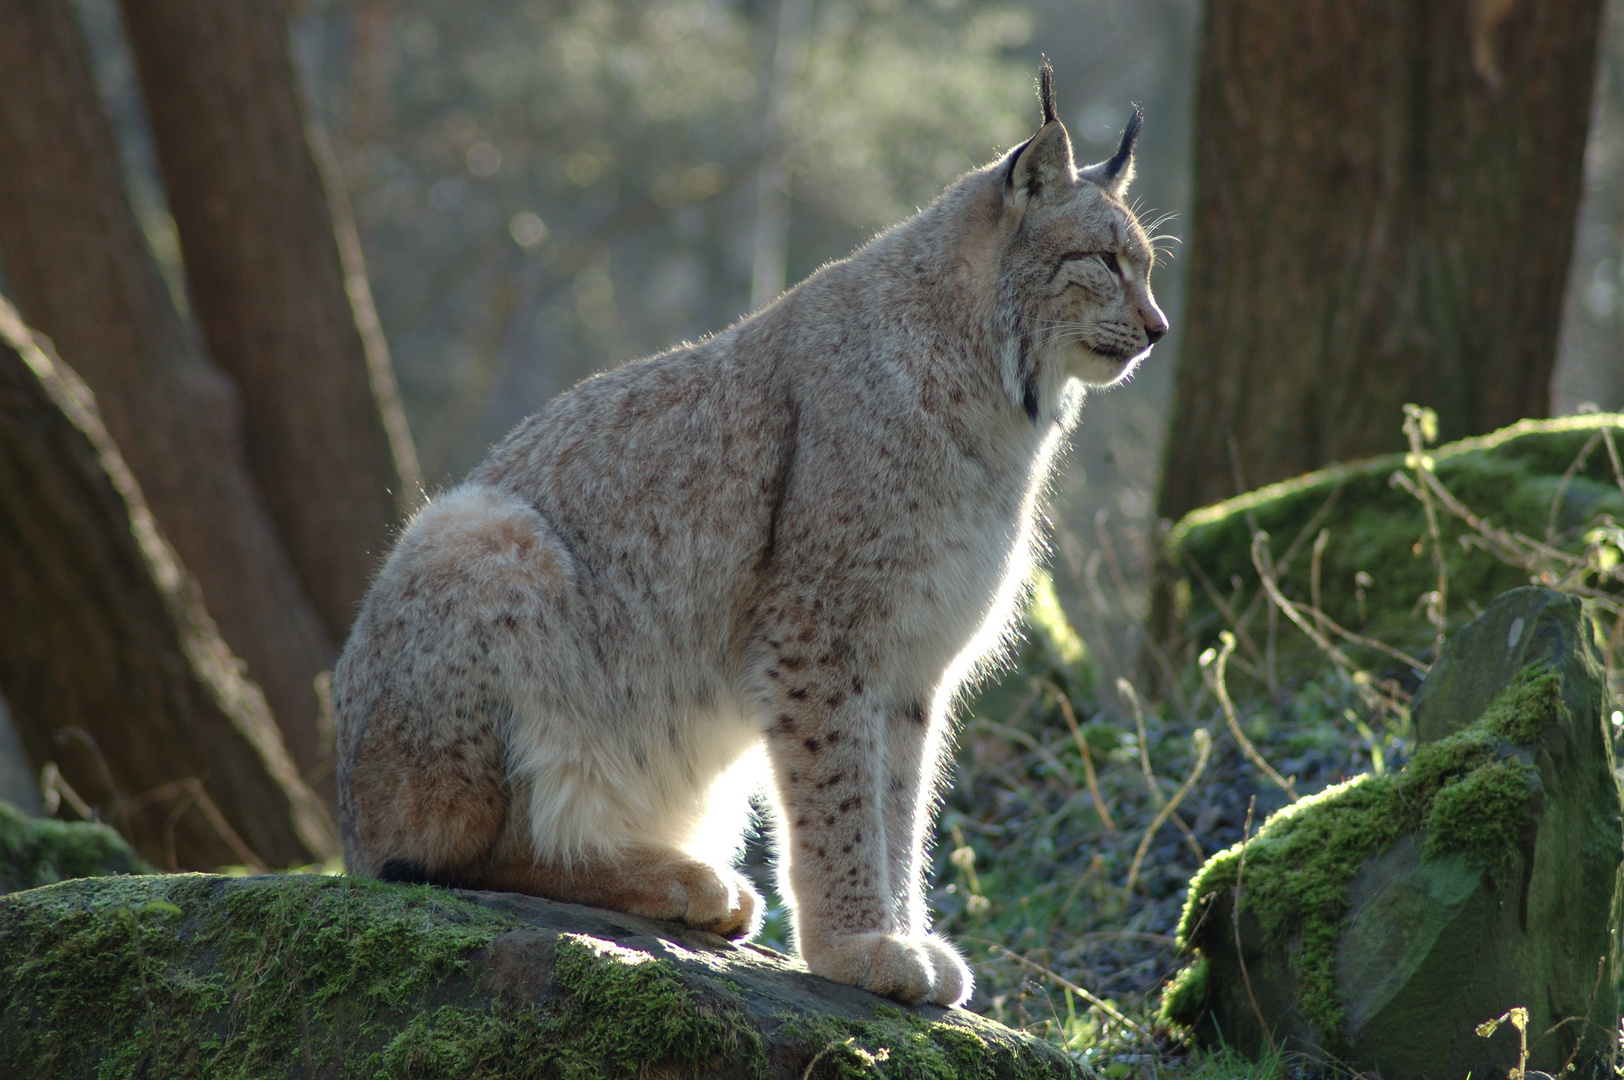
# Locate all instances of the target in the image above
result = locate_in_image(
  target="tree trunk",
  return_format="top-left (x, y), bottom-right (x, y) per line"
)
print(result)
top-left (1157, 0), bottom-right (1603, 522)
top-left (118, 0), bottom-right (421, 645)
top-left (0, 0), bottom-right (336, 791)
top-left (0, 297), bottom-right (337, 870)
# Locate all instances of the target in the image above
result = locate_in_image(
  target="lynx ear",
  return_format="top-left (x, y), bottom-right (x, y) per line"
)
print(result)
top-left (1006, 122), bottom-right (1075, 205)
top-left (1079, 106), bottom-right (1142, 198)
top-left (1005, 60), bottom-right (1075, 208)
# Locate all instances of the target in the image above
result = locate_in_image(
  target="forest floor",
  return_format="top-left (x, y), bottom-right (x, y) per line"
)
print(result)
top-left (745, 618), bottom-right (1384, 1080)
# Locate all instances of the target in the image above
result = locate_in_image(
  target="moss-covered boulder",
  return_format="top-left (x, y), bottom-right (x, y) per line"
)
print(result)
top-left (1156, 415), bottom-right (1624, 669)
top-left (0, 872), bottom-right (1090, 1079)
top-left (0, 800), bottom-right (148, 895)
top-left (1162, 587), bottom-right (1624, 1078)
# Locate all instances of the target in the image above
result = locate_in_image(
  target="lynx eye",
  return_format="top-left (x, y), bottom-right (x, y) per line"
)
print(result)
top-left (1061, 251), bottom-right (1122, 277)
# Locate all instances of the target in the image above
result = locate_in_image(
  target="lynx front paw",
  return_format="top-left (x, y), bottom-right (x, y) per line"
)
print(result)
top-left (802, 932), bottom-right (971, 1005)
top-left (918, 934), bottom-right (974, 1006)
top-left (666, 862), bottom-right (763, 940)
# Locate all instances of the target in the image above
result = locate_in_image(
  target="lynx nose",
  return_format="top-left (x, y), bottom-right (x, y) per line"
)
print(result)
top-left (1145, 321), bottom-right (1167, 345)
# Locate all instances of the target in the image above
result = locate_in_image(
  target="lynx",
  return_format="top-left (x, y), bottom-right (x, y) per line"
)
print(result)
top-left (333, 66), bottom-right (1167, 1007)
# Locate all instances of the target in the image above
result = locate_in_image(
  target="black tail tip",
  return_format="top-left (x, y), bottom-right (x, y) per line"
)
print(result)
top-left (378, 858), bottom-right (430, 884)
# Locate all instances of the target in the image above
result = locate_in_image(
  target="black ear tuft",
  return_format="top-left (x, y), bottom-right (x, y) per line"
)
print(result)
top-left (1103, 104), bottom-right (1142, 183)
top-left (1080, 104), bottom-right (1142, 196)
top-left (1038, 57), bottom-right (1058, 127)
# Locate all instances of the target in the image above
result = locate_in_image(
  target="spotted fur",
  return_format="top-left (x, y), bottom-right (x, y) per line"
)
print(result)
top-left (333, 77), bottom-right (1167, 1007)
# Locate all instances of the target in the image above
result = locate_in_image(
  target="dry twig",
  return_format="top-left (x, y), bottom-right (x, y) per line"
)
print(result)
top-left (1401, 405), bottom-right (1450, 653)
top-left (1233, 796), bottom-right (1277, 1054)
top-left (990, 945), bottom-right (1152, 1041)
top-left (1201, 630), bottom-right (1298, 801)
top-left (1124, 726), bottom-right (1211, 896)
top-left (1052, 690), bottom-right (1117, 835)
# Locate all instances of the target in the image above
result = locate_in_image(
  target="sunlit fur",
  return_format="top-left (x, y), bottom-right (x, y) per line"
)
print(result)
top-left (333, 94), bottom-right (1167, 1009)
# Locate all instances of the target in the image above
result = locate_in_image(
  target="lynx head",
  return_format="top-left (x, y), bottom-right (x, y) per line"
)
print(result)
top-left (993, 63), bottom-right (1168, 422)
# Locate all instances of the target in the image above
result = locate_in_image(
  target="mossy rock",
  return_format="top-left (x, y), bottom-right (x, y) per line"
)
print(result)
top-left (0, 872), bottom-right (1091, 1079)
top-left (1158, 415), bottom-right (1624, 676)
top-left (0, 799), bottom-right (148, 894)
top-left (1163, 588), bottom-right (1624, 1079)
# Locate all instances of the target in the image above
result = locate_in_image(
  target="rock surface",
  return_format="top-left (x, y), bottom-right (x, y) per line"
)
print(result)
top-left (1164, 587), bottom-right (1624, 1079)
top-left (0, 872), bottom-right (1090, 1079)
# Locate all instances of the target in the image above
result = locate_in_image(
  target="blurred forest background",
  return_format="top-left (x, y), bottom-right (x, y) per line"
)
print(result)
top-left (0, 0), bottom-right (1619, 830)
top-left (0, 0), bottom-right (1609, 832)
top-left (0, 0), bottom-right (1210, 822)
top-left (1, 0), bottom-right (1622, 1056)
top-left (98, 0), bottom-right (1199, 663)
top-left (35, 0), bottom-right (1623, 709)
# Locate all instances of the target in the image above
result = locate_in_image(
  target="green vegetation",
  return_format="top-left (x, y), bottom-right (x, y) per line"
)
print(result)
top-left (772, 1004), bottom-right (1071, 1080)
top-left (1158, 959), bottom-right (1207, 1031)
top-left (1167, 416), bottom-right (1624, 667)
top-left (2, 874), bottom-right (508, 1076)
top-left (2, 872), bottom-right (1089, 1078)
top-left (372, 933), bottom-right (764, 1079)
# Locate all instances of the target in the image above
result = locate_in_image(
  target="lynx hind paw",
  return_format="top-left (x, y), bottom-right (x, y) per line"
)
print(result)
top-left (671, 862), bottom-right (763, 940)
top-left (918, 935), bottom-right (974, 1007)
top-left (803, 933), bottom-right (939, 1005)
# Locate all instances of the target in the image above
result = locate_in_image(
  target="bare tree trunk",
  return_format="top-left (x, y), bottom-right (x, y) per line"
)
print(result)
top-left (1157, 0), bottom-right (1603, 523)
top-left (0, 298), bottom-right (336, 870)
top-left (118, 0), bottom-right (422, 645)
top-left (0, 0), bottom-right (336, 791)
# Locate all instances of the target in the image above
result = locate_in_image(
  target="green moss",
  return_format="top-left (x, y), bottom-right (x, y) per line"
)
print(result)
top-left (1478, 668), bottom-right (1565, 745)
top-left (1422, 760), bottom-right (1535, 865)
top-left (0, 873), bottom-right (521, 1077)
top-left (775, 1003), bottom-right (1075, 1080)
top-left (375, 1005), bottom-right (549, 1077)
top-left (1174, 666), bottom-right (1553, 1045)
top-left (3, 874), bottom-right (858, 1078)
top-left (0, 800), bottom-right (150, 894)
top-left (547, 933), bottom-right (763, 1076)
top-left (367, 934), bottom-right (764, 1079)
top-left (3, 872), bottom-right (1078, 1078)
top-left (1158, 958), bottom-right (1209, 1028)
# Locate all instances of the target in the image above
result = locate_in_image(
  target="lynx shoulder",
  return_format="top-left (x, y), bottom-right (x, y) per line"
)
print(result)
top-left (333, 67), bottom-right (1166, 1007)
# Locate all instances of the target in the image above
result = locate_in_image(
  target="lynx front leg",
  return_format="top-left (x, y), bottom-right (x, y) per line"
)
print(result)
top-left (882, 700), bottom-right (935, 934)
top-left (756, 624), bottom-right (967, 1006)
top-left (882, 699), bottom-right (973, 1006)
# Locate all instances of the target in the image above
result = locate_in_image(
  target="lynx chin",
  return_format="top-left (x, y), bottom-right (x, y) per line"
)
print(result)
top-left (334, 66), bottom-right (1167, 1008)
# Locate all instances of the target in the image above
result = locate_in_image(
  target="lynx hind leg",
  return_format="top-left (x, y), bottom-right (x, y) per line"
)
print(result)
top-left (462, 842), bottom-right (764, 940)
top-left (340, 691), bottom-right (510, 881)
top-left (480, 735), bottom-right (765, 937)
top-left (336, 484), bottom-right (572, 882)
